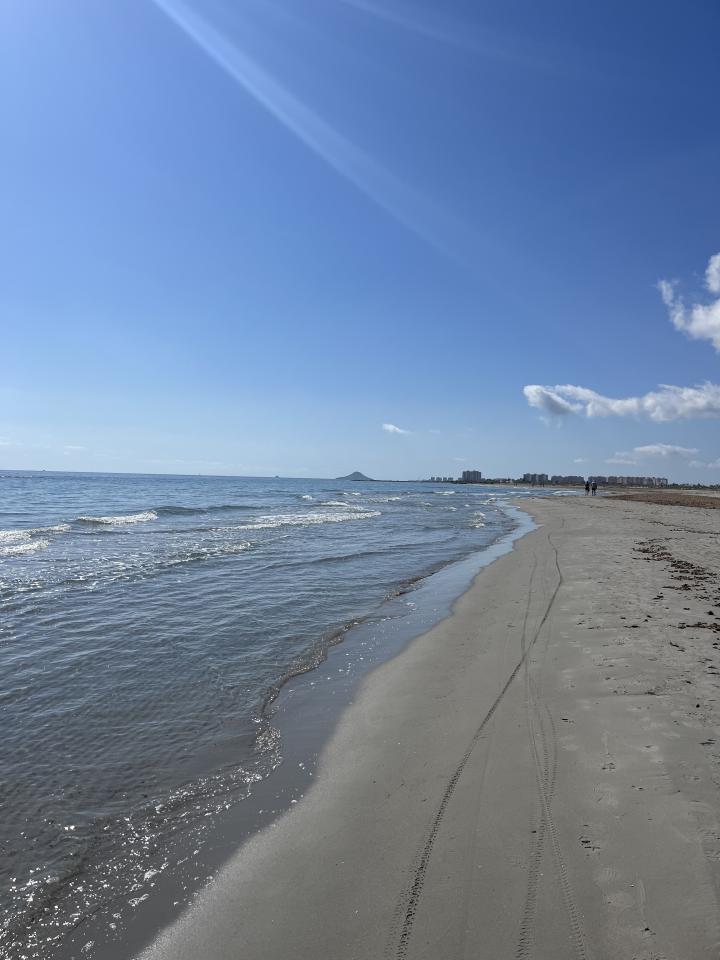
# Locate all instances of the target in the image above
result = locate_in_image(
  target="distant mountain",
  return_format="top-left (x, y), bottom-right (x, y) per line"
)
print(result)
top-left (335, 471), bottom-right (375, 481)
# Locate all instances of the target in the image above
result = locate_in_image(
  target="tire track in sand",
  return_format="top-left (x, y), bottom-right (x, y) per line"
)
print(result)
top-left (516, 702), bottom-right (558, 960)
top-left (388, 540), bottom-right (562, 960)
top-left (516, 537), bottom-right (560, 959)
top-left (517, 529), bottom-right (589, 960)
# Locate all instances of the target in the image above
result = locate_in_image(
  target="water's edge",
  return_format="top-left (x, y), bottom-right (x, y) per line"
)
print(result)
top-left (57, 504), bottom-right (537, 960)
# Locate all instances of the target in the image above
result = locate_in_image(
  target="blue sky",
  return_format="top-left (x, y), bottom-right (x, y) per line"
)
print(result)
top-left (2, 0), bottom-right (720, 481)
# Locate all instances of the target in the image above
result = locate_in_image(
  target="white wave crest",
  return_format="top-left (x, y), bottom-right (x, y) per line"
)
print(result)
top-left (321, 501), bottom-right (368, 511)
top-left (228, 509), bottom-right (381, 531)
top-left (0, 524), bottom-right (70, 557)
top-left (0, 536), bottom-right (50, 557)
top-left (149, 540), bottom-right (254, 569)
top-left (1, 524), bottom-right (70, 541)
top-left (0, 530), bottom-right (31, 545)
top-left (77, 511), bottom-right (158, 525)
top-left (60, 540), bottom-right (255, 589)
top-left (300, 494), bottom-right (314, 500)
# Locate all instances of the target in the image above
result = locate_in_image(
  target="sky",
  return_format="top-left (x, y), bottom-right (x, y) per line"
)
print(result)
top-left (2, 0), bottom-right (720, 481)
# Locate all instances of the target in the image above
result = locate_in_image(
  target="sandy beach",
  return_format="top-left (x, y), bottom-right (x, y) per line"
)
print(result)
top-left (138, 494), bottom-right (720, 960)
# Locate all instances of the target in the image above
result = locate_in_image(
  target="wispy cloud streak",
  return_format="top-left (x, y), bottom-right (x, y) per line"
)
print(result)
top-left (632, 443), bottom-right (698, 458)
top-left (337, 0), bottom-right (551, 69)
top-left (339, 0), bottom-right (479, 49)
top-left (151, 0), bottom-right (475, 258)
top-left (606, 443), bottom-right (699, 465)
top-left (382, 422), bottom-right (411, 434)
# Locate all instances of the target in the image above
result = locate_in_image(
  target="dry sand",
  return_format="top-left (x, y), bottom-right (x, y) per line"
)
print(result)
top-left (139, 496), bottom-right (720, 960)
top-left (610, 489), bottom-right (720, 509)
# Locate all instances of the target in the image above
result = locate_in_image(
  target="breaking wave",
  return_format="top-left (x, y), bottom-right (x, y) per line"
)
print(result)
top-left (0, 536), bottom-right (50, 557)
top-left (77, 511), bottom-right (158, 526)
top-left (226, 510), bottom-right (381, 531)
top-left (320, 501), bottom-right (369, 512)
top-left (0, 525), bottom-right (71, 557)
top-left (61, 540), bottom-right (254, 588)
top-left (154, 504), bottom-right (258, 516)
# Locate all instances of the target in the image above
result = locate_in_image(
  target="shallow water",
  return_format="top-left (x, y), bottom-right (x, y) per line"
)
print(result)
top-left (0, 471), bottom-right (557, 957)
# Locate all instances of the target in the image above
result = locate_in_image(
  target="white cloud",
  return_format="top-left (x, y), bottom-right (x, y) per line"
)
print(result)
top-left (573, 457), bottom-right (588, 463)
top-left (705, 253), bottom-right (720, 295)
top-left (632, 443), bottom-right (698, 458)
top-left (526, 252), bottom-right (720, 426)
top-left (523, 382), bottom-right (720, 421)
top-left (523, 385), bottom-right (582, 416)
top-left (453, 457), bottom-right (467, 462)
top-left (64, 445), bottom-right (86, 453)
top-left (382, 422), bottom-right (411, 435)
top-left (659, 251), bottom-right (720, 351)
top-left (606, 443), bottom-right (699, 466)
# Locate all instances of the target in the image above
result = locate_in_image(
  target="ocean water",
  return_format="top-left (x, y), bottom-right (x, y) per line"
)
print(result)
top-left (1, 471), bottom-right (558, 957)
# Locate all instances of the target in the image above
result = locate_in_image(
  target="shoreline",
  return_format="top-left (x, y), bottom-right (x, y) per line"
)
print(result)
top-left (52, 504), bottom-right (535, 960)
top-left (136, 494), bottom-right (720, 960)
top-left (255, 504), bottom-right (527, 722)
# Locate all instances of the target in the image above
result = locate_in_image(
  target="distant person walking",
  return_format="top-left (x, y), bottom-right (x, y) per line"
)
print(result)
top-left (591, 480), bottom-right (597, 496)
top-left (585, 480), bottom-right (590, 495)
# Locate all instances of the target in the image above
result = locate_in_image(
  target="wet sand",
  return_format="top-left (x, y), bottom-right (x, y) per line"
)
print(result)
top-left (138, 495), bottom-right (720, 960)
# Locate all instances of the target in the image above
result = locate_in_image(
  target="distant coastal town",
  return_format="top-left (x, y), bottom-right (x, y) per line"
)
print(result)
top-left (338, 471), bottom-right (719, 490)
top-left (423, 469), bottom-right (670, 487)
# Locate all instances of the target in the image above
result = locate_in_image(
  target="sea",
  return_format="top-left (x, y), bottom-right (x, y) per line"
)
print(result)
top-left (0, 471), bottom-right (569, 958)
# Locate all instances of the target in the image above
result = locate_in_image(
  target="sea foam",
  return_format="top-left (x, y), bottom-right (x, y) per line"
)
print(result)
top-left (77, 511), bottom-right (159, 525)
top-left (229, 509), bottom-right (381, 531)
top-left (0, 524), bottom-right (71, 556)
top-left (0, 535), bottom-right (50, 557)
top-left (321, 501), bottom-right (368, 511)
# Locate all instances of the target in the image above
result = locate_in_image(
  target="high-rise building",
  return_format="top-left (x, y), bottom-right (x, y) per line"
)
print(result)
top-left (461, 470), bottom-right (483, 483)
top-left (598, 476), bottom-right (668, 487)
top-left (523, 473), bottom-right (548, 485)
